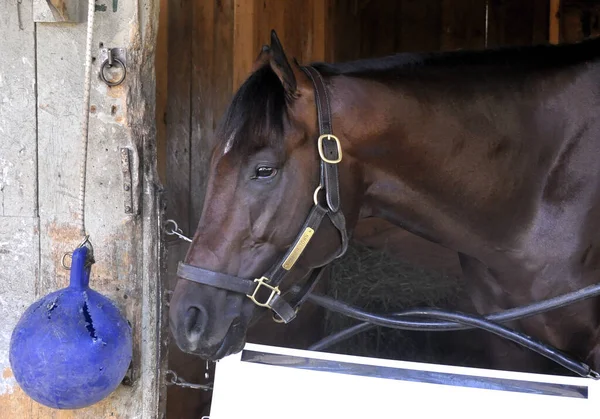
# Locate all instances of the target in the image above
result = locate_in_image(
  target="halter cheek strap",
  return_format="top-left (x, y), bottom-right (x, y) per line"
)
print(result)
top-left (177, 66), bottom-right (348, 324)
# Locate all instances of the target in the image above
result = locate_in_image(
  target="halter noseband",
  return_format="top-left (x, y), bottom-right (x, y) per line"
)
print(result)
top-left (176, 66), bottom-right (348, 324)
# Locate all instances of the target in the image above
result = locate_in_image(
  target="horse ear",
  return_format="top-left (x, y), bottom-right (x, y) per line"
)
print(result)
top-left (251, 45), bottom-right (271, 73)
top-left (268, 30), bottom-right (310, 98)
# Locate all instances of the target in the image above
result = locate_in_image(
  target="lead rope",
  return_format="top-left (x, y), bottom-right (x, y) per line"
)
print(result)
top-left (77, 0), bottom-right (96, 239)
top-left (60, 0), bottom-right (96, 270)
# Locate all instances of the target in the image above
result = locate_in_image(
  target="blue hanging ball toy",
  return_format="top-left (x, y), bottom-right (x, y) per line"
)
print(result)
top-left (9, 244), bottom-right (133, 409)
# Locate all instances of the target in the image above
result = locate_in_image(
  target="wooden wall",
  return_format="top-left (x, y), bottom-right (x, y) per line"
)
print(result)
top-left (330, 0), bottom-right (551, 62)
top-left (162, 1), bottom-right (333, 417)
top-left (562, 0), bottom-right (600, 42)
top-left (159, 1), bottom-right (600, 417)
top-left (1, 1), bottom-right (165, 418)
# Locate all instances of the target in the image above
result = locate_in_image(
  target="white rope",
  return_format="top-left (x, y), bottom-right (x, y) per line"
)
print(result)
top-left (77, 0), bottom-right (96, 237)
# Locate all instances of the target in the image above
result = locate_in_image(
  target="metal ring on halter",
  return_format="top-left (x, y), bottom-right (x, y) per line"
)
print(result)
top-left (313, 185), bottom-right (324, 206)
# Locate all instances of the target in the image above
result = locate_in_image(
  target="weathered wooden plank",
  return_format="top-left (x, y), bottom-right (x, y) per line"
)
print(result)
top-left (441, 0), bottom-right (487, 51)
top-left (0, 0), bottom-right (37, 218)
top-left (398, 0), bottom-right (442, 53)
top-left (488, 0), bottom-right (550, 48)
top-left (550, 0), bottom-right (562, 44)
top-left (156, 0), bottom-right (169, 185)
top-left (165, 0), bottom-right (192, 238)
top-left (0, 0), bottom-right (39, 410)
top-left (561, 1), bottom-right (600, 43)
top-left (331, 0), bottom-right (361, 62)
top-left (189, 0), bottom-right (215, 231)
top-left (164, 0), bottom-right (215, 417)
top-left (562, 5), bottom-right (583, 43)
top-left (358, 0), bottom-right (380, 58)
top-left (532, 0), bottom-right (551, 44)
top-left (233, 0), bottom-right (256, 90)
top-left (284, 0), bottom-right (303, 62)
top-left (32, 0), bottom-right (163, 416)
top-left (0, 217), bottom-right (38, 407)
top-left (370, 0), bottom-right (398, 58)
top-left (33, 0), bottom-right (79, 22)
top-left (311, 0), bottom-right (331, 62)
top-left (125, 1), bottom-right (165, 415)
top-left (189, 0), bottom-right (234, 231)
top-left (211, 0), bottom-right (234, 144)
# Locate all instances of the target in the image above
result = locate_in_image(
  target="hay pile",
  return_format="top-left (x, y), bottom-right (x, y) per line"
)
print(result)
top-left (322, 242), bottom-right (488, 366)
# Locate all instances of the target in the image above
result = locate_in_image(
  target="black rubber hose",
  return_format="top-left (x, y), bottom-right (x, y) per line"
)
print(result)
top-left (304, 291), bottom-right (600, 378)
top-left (307, 282), bottom-right (600, 350)
top-left (406, 309), bottom-right (592, 378)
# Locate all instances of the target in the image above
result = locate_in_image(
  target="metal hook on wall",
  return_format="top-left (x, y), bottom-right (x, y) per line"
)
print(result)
top-left (99, 47), bottom-right (127, 87)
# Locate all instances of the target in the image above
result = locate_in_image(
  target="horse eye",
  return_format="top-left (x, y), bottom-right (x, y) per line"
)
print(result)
top-left (254, 166), bottom-right (277, 179)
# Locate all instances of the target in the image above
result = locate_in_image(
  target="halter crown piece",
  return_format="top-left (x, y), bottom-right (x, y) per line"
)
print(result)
top-left (177, 66), bottom-right (348, 323)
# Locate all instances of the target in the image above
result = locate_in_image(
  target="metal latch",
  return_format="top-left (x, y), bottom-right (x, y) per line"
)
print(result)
top-left (120, 147), bottom-right (134, 214)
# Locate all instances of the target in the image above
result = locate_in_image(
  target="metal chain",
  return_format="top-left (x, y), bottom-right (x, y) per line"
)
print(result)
top-left (164, 219), bottom-right (192, 242)
top-left (165, 369), bottom-right (213, 391)
top-left (163, 221), bottom-right (211, 393)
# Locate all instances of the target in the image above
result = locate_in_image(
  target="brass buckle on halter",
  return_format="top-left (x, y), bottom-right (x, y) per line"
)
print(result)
top-left (247, 277), bottom-right (281, 308)
top-left (318, 134), bottom-right (343, 164)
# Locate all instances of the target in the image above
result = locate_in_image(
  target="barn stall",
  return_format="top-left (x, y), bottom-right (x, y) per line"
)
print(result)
top-left (158, 0), bottom-right (600, 417)
top-left (1, 0), bottom-right (599, 418)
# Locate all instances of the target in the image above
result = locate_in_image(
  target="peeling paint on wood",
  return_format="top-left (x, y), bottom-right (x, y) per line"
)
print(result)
top-left (0, 0), bottom-right (37, 218)
top-left (33, 0), bottom-right (80, 22)
top-left (0, 218), bottom-right (39, 398)
top-left (0, 0), bottom-right (40, 406)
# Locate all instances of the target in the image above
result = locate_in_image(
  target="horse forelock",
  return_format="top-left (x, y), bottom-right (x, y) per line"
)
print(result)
top-left (217, 64), bottom-right (288, 159)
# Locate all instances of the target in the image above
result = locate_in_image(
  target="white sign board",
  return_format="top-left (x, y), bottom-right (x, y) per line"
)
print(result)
top-left (208, 343), bottom-right (598, 419)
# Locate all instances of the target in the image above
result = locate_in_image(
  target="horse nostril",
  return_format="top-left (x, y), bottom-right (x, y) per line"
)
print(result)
top-left (184, 306), bottom-right (206, 342)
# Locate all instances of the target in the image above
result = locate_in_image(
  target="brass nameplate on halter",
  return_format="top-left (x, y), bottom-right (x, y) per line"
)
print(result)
top-left (282, 228), bottom-right (315, 270)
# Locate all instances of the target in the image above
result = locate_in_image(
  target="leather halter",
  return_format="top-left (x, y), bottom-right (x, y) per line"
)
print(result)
top-left (177, 66), bottom-right (348, 323)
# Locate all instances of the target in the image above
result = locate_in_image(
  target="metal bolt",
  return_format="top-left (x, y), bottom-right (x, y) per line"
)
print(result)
top-left (124, 184), bottom-right (130, 191)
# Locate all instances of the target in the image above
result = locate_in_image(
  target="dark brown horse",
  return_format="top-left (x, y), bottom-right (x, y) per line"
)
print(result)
top-left (169, 30), bottom-right (600, 373)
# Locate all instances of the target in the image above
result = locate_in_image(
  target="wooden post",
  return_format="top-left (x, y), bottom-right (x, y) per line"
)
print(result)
top-left (549, 0), bottom-right (561, 44)
top-left (1, 0), bottom-right (166, 417)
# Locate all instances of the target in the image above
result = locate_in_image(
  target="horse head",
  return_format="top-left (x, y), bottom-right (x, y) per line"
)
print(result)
top-left (169, 30), bottom-right (362, 360)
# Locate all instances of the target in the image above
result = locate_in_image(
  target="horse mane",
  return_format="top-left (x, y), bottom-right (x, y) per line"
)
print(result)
top-left (311, 36), bottom-right (600, 79)
top-left (218, 37), bottom-right (600, 154)
top-left (216, 64), bottom-right (288, 157)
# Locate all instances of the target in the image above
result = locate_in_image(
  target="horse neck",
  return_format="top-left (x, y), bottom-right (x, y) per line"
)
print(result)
top-left (329, 75), bottom-right (536, 251)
